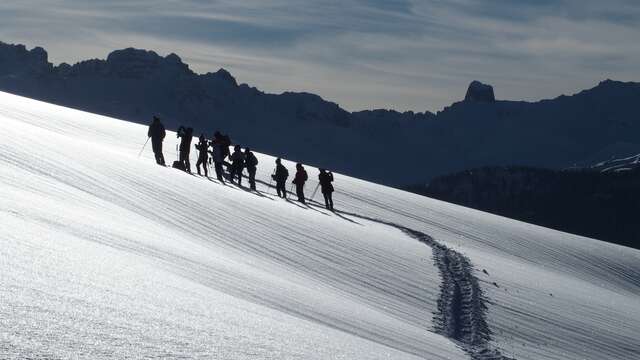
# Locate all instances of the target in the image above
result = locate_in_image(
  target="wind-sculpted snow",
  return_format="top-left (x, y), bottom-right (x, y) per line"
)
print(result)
top-left (0, 92), bottom-right (463, 359)
top-left (1, 91), bottom-right (639, 360)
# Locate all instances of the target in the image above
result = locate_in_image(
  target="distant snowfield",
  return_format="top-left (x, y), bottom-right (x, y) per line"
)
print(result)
top-left (0, 92), bottom-right (639, 359)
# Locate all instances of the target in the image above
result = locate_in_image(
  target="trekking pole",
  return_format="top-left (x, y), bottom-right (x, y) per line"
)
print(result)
top-left (137, 137), bottom-right (150, 158)
top-left (268, 169), bottom-right (276, 194)
top-left (310, 182), bottom-right (321, 202)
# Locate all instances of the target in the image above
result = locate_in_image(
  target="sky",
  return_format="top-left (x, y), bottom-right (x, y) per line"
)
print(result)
top-left (0, 0), bottom-right (638, 112)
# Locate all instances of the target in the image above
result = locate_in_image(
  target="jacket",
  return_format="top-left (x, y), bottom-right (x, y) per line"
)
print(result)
top-left (245, 152), bottom-right (258, 168)
top-left (148, 121), bottom-right (166, 140)
top-left (293, 169), bottom-right (308, 185)
top-left (274, 164), bottom-right (289, 182)
top-left (195, 141), bottom-right (208, 158)
top-left (319, 172), bottom-right (334, 193)
top-left (178, 129), bottom-right (193, 152)
top-left (210, 140), bottom-right (226, 163)
top-left (230, 151), bottom-right (245, 166)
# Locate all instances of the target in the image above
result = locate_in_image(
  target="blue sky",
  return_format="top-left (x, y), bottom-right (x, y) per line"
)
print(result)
top-left (0, 0), bottom-right (638, 112)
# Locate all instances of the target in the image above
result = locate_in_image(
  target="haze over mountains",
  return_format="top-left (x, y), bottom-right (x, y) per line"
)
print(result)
top-left (1, 41), bottom-right (639, 186)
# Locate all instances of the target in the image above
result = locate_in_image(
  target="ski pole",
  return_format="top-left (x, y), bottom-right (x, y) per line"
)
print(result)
top-left (137, 137), bottom-right (150, 158)
top-left (310, 182), bottom-right (321, 202)
top-left (268, 169), bottom-right (276, 194)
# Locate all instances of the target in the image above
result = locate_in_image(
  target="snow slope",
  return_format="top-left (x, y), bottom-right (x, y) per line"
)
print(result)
top-left (591, 153), bottom-right (640, 173)
top-left (1, 91), bottom-right (639, 359)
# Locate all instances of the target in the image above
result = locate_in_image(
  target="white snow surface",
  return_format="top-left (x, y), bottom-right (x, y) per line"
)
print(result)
top-left (0, 91), bottom-right (639, 359)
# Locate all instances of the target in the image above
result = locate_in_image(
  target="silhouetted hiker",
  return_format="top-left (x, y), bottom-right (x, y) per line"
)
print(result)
top-left (272, 158), bottom-right (289, 198)
top-left (177, 126), bottom-right (193, 173)
top-left (293, 163), bottom-right (308, 204)
top-left (222, 133), bottom-right (232, 173)
top-left (222, 134), bottom-right (231, 156)
top-left (319, 169), bottom-right (334, 211)
top-left (147, 116), bottom-right (166, 166)
top-left (195, 134), bottom-right (209, 177)
top-left (230, 145), bottom-right (245, 185)
top-left (244, 147), bottom-right (258, 191)
top-left (210, 131), bottom-right (226, 183)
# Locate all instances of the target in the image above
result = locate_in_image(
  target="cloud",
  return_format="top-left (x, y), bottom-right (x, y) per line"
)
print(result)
top-left (0, 0), bottom-right (638, 112)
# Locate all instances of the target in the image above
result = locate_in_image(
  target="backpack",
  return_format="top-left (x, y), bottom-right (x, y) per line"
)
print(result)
top-left (247, 153), bottom-right (258, 167)
top-left (172, 160), bottom-right (186, 171)
top-left (277, 165), bottom-right (288, 180)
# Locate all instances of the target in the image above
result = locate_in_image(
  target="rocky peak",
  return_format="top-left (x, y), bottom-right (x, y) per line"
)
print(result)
top-left (0, 42), bottom-right (52, 75)
top-left (105, 48), bottom-right (191, 78)
top-left (464, 81), bottom-right (495, 103)
top-left (202, 68), bottom-right (238, 87)
top-left (214, 68), bottom-right (237, 85)
top-left (105, 48), bottom-right (161, 78)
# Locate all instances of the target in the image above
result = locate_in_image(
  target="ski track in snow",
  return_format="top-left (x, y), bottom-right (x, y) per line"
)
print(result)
top-left (1, 91), bottom-right (640, 360)
top-left (332, 209), bottom-right (513, 360)
top-left (403, 229), bottom-right (513, 360)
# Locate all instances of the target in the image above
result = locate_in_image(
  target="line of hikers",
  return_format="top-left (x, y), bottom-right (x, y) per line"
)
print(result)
top-left (147, 116), bottom-right (335, 211)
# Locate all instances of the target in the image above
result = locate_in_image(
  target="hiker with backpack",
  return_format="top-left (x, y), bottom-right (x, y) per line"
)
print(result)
top-left (319, 169), bottom-right (334, 211)
top-left (272, 158), bottom-right (289, 198)
top-left (244, 147), bottom-right (258, 191)
top-left (177, 126), bottom-right (193, 173)
top-left (210, 131), bottom-right (226, 183)
top-left (229, 145), bottom-right (245, 185)
top-left (147, 116), bottom-right (166, 166)
top-left (195, 134), bottom-right (209, 177)
top-left (292, 163), bottom-right (308, 204)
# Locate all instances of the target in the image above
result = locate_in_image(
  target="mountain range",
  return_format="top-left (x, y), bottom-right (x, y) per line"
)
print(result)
top-left (1, 41), bottom-right (639, 187)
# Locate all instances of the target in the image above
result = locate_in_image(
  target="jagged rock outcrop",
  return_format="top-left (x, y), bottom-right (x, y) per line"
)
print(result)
top-left (0, 43), bottom-right (51, 75)
top-left (105, 48), bottom-right (191, 78)
top-left (464, 81), bottom-right (495, 103)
